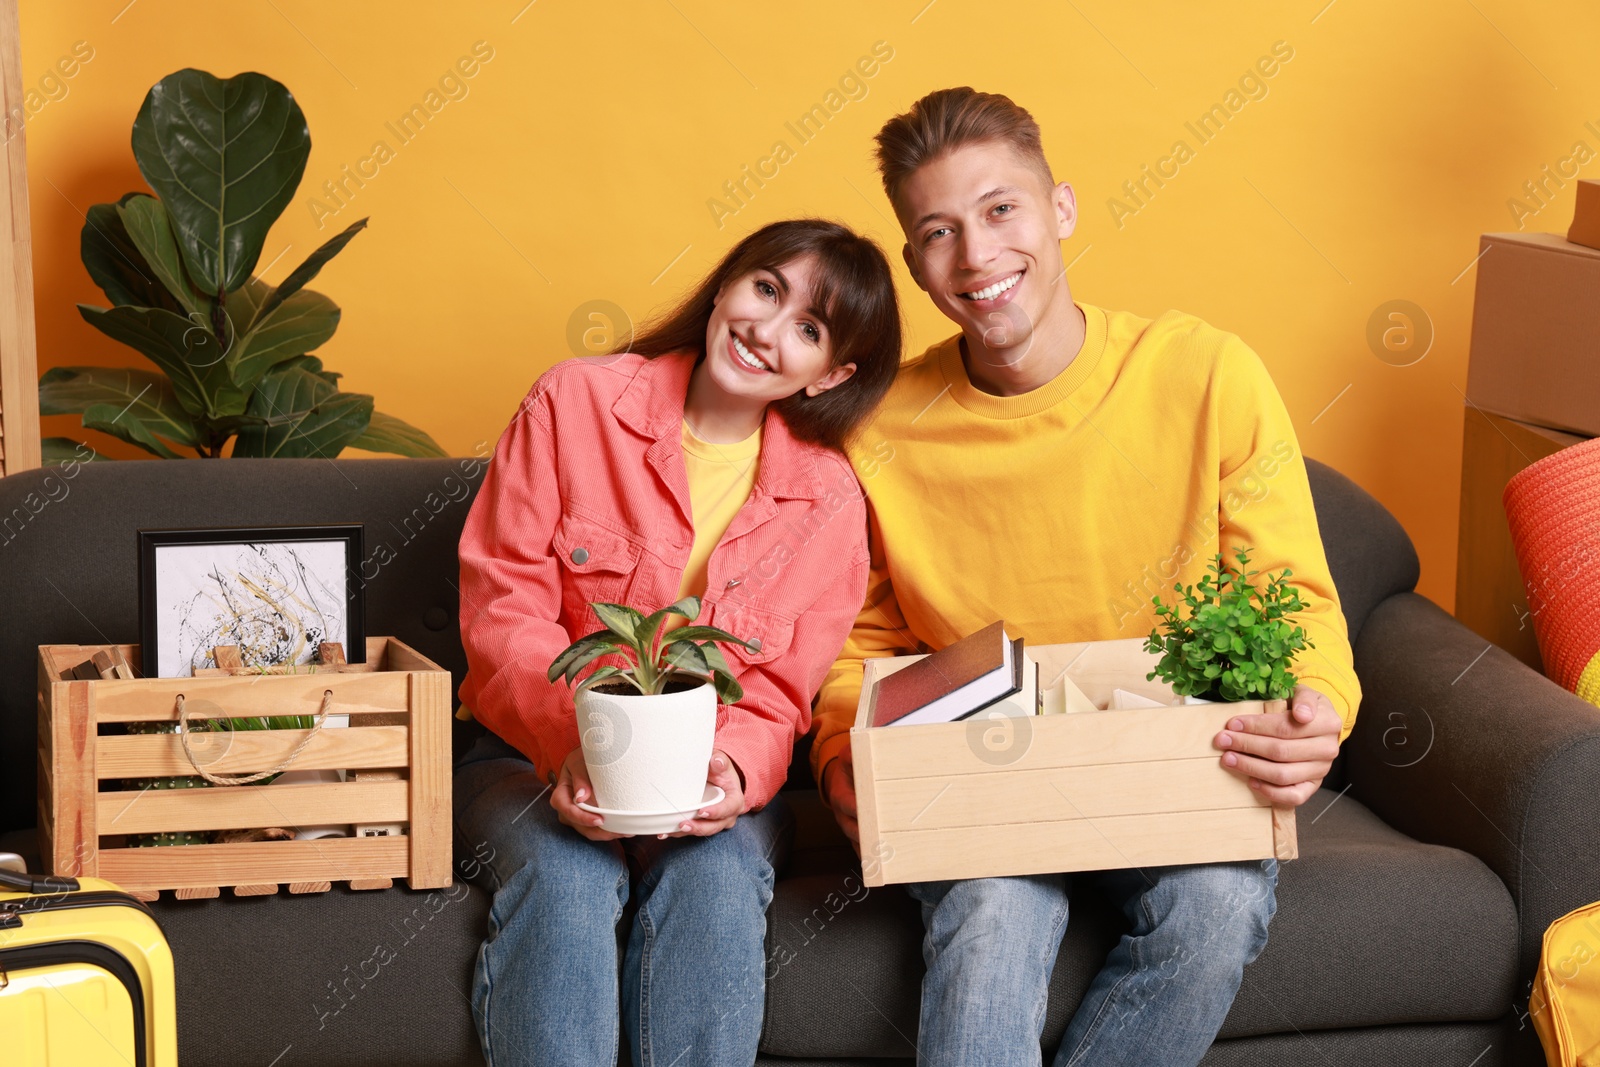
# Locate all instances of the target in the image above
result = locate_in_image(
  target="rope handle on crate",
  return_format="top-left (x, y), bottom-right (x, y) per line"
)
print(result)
top-left (174, 689), bottom-right (334, 786)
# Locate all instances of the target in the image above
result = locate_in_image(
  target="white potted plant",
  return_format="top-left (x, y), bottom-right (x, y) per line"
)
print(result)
top-left (547, 596), bottom-right (755, 829)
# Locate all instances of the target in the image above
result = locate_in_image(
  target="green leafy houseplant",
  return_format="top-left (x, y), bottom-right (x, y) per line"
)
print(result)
top-left (548, 596), bottom-right (756, 704)
top-left (1143, 546), bottom-right (1316, 703)
top-left (39, 68), bottom-right (444, 461)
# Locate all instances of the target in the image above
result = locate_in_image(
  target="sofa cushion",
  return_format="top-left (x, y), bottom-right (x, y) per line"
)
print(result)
top-left (760, 788), bottom-right (1518, 1059)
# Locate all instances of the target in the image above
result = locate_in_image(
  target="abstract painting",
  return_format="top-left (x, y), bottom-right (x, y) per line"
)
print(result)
top-left (138, 525), bottom-right (366, 678)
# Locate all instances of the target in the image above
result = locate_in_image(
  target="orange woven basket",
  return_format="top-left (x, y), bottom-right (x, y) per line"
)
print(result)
top-left (1502, 436), bottom-right (1600, 705)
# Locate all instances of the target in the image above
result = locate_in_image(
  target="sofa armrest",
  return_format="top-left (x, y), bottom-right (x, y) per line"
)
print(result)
top-left (1345, 591), bottom-right (1600, 979)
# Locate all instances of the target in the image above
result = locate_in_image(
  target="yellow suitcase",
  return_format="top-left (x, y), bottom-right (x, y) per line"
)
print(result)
top-left (1532, 899), bottom-right (1600, 1067)
top-left (0, 868), bottom-right (178, 1066)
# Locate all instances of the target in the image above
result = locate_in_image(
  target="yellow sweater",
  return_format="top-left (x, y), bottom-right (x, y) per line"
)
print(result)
top-left (810, 302), bottom-right (1362, 782)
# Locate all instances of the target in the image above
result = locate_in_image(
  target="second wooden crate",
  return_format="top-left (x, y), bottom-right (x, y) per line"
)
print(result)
top-left (37, 636), bottom-right (453, 899)
top-left (851, 637), bottom-right (1296, 886)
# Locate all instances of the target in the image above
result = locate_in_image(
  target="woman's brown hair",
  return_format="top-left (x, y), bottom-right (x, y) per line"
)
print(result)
top-left (622, 218), bottom-right (902, 452)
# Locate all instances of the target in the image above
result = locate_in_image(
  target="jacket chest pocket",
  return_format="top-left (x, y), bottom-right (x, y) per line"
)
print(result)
top-left (552, 514), bottom-right (642, 634)
top-left (707, 599), bottom-right (795, 673)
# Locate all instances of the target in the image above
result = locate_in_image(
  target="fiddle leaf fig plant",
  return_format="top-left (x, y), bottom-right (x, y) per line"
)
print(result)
top-left (40, 68), bottom-right (444, 462)
top-left (548, 596), bottom-right (756, 704)
top-left (1143, 545), bottom-right (1316, 703)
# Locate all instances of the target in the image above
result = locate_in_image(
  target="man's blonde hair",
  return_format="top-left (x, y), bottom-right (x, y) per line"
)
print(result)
top-left (875, 87), bottom-right (1055, 209)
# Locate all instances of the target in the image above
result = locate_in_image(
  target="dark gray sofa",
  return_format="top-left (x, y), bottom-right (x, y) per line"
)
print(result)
top-left (2, 454), bottom-right (1594, 1066)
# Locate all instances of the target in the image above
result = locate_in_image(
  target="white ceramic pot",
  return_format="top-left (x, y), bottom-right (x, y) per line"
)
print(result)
top-left (575, 679), bottom-right (717, 812)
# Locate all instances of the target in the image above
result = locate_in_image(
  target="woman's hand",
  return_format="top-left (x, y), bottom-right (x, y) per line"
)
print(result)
top-left (551, 747), bottom-right (631, 841)
top-left (660, 750), bottom-right (748, 839)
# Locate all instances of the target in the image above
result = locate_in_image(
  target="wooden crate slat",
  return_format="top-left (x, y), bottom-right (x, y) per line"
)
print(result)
top-left (406, 670), bottom-right (452, 889)
top-left (97, 836), bottom-right (409, 890)
top-left (872, 808), bottom-right (1276, 886)
top-left (872, 756), bottom-right (1264, 831)
top-left (48, 680), bottom-right (95, 877)
top-left (384, 636), bottom-right (437, 674)
top-left (90, 672), bottom-right (411, 723)
top-left (858, 703), bottom-right (1258, 781)
top-left (96, 725), bottom-right (410, 779)
top-left (96, 780), bottom-right (409, 835)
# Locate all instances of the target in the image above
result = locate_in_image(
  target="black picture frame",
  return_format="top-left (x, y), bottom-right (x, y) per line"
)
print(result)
top-left (137, 524), bottom-right (366, 679)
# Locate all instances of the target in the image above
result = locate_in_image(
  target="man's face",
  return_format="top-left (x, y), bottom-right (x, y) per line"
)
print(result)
top-left (895, 141), bottom-right (1076, 354)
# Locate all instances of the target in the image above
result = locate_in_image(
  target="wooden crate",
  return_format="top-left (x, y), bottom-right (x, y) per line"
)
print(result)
top-left (37, 636), bottom-right (453, 899)
top-left (851, 638), bottom-right (1297, 887)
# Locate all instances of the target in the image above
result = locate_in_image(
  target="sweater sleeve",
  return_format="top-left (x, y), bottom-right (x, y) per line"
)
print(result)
top-left (808, 501), bottom-right (924, 789)
top-left (1215, 338), bottom-right (1362, 743)
top-left (457, 380), bottom-right (581, 782)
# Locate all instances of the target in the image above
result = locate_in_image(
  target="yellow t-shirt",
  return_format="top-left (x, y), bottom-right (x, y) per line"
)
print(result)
top-left (808, 303), bottom-right (1363, 781)
top-left (663, 417), bottom-right (762, 635)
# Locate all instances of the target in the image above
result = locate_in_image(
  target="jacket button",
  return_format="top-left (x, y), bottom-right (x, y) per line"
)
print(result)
top-left (571, 547), bottom-right (589, 564)
top-left (748, 638), bottom-right (763, 652)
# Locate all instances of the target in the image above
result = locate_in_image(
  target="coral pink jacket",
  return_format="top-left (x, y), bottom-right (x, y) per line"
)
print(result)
top-left (457, 352), bottom-right (871, 809)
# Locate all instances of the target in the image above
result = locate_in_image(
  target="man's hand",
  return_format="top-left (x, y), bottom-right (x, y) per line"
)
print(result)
top-left (820, 746), bottom-right (860, 850)
top-left (661, 750), bottom-right (748, 839)
top-left (1214, 684), bottom-right (1343, 807)
top-left (551, 747), bottom-right (631, 841)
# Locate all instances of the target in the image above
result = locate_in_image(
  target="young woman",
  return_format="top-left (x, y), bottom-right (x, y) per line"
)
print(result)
top-left (453, 218), bottom-right (902, 1066)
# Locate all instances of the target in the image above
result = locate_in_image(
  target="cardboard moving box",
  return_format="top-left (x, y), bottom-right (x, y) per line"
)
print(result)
top-left (1455, 409), bottom-right (1590, 673)
top-left (1569, 179), bottom-right (1600, 251)
top-left (1467, 233), bottom-right (1600, 438)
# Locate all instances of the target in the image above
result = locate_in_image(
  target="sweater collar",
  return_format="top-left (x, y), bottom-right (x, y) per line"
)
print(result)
top-left (611, 352), bottom-right (832, 501)
top-left (935, 302), bottom-right (1107, 419)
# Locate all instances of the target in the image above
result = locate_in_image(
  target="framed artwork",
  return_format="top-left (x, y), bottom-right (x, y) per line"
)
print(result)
top-left (137, 524), bottom-right (366, 678)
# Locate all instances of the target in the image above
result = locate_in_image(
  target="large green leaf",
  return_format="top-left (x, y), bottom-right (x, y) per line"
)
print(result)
top-left (350, 410), bottom-right (446, 457)
top-left (39, 366), bottom-right (200, 448)
top-left (253, 218), bottom-right (367, 325)
top-left (131, 69), bottom-right (310, 295)
top-left (117, 195), bottom-right (204, 316)
top-left (81, 195), bottom-right (184, 313)
top-left (77, 304), bottom-right (248, 419)
top-left (230, 363), bottom-right (372, 458)
top-left (81, 402), bottom-right (185, 458)
top-left (227, 288), bottom-right (340, 392)
top-left (274, 353), bottom-right (341, 386)
top-left (41, 437), bottom-right (106, 463)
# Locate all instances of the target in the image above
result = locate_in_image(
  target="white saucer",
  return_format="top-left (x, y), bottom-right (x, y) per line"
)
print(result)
top-left (577, 785), bottom-right (726, 835)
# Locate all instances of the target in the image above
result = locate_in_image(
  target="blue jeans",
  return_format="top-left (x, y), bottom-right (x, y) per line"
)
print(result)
top-left (907, 859), bottom-right (1278, 1067)
top-left (454, 732), bottom-right (793, 1067)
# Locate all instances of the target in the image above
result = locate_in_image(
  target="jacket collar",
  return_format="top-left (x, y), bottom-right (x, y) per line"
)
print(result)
top-left (612, 352), bottom-right (832, 502)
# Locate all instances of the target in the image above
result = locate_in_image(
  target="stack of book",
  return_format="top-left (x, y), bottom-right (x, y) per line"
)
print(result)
top-left (866, 620), bottom-right (1044, 728)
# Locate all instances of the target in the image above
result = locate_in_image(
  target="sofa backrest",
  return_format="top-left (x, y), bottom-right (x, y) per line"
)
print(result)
top-left (0, 454), bottom-right (1418, 835)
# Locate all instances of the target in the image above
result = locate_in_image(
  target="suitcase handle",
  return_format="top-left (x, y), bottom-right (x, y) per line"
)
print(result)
top-left (0, 869), bottom-right (80, 894)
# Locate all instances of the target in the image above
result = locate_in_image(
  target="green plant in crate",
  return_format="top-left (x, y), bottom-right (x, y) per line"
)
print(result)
top-left (39, 68), bottom-right (444, 462)
top-left (121, 690), bottom-right (314, 849)
top-left (1143, 545), bottom-right (1316, 703)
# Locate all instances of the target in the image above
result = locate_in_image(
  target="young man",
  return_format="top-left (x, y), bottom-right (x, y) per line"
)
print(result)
top-left (811, 88), bottom-right (1361, 1066)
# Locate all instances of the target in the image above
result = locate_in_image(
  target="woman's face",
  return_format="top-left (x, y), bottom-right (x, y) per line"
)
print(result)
top-left (702, 255), bottom-right (857, 407)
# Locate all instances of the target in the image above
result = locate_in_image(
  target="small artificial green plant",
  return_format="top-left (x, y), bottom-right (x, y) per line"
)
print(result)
top-left (1143, 546), bottom-right (1316, 703)
top-left (547, 596), bottom-right (755, 703)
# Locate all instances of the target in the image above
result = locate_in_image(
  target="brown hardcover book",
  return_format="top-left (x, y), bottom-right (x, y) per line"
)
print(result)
top-left (870, 620), bottom-right (1024, 728)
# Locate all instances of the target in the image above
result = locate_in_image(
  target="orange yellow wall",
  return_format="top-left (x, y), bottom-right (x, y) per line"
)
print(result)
top-left (19, 0), bottom-right (1600, 614)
